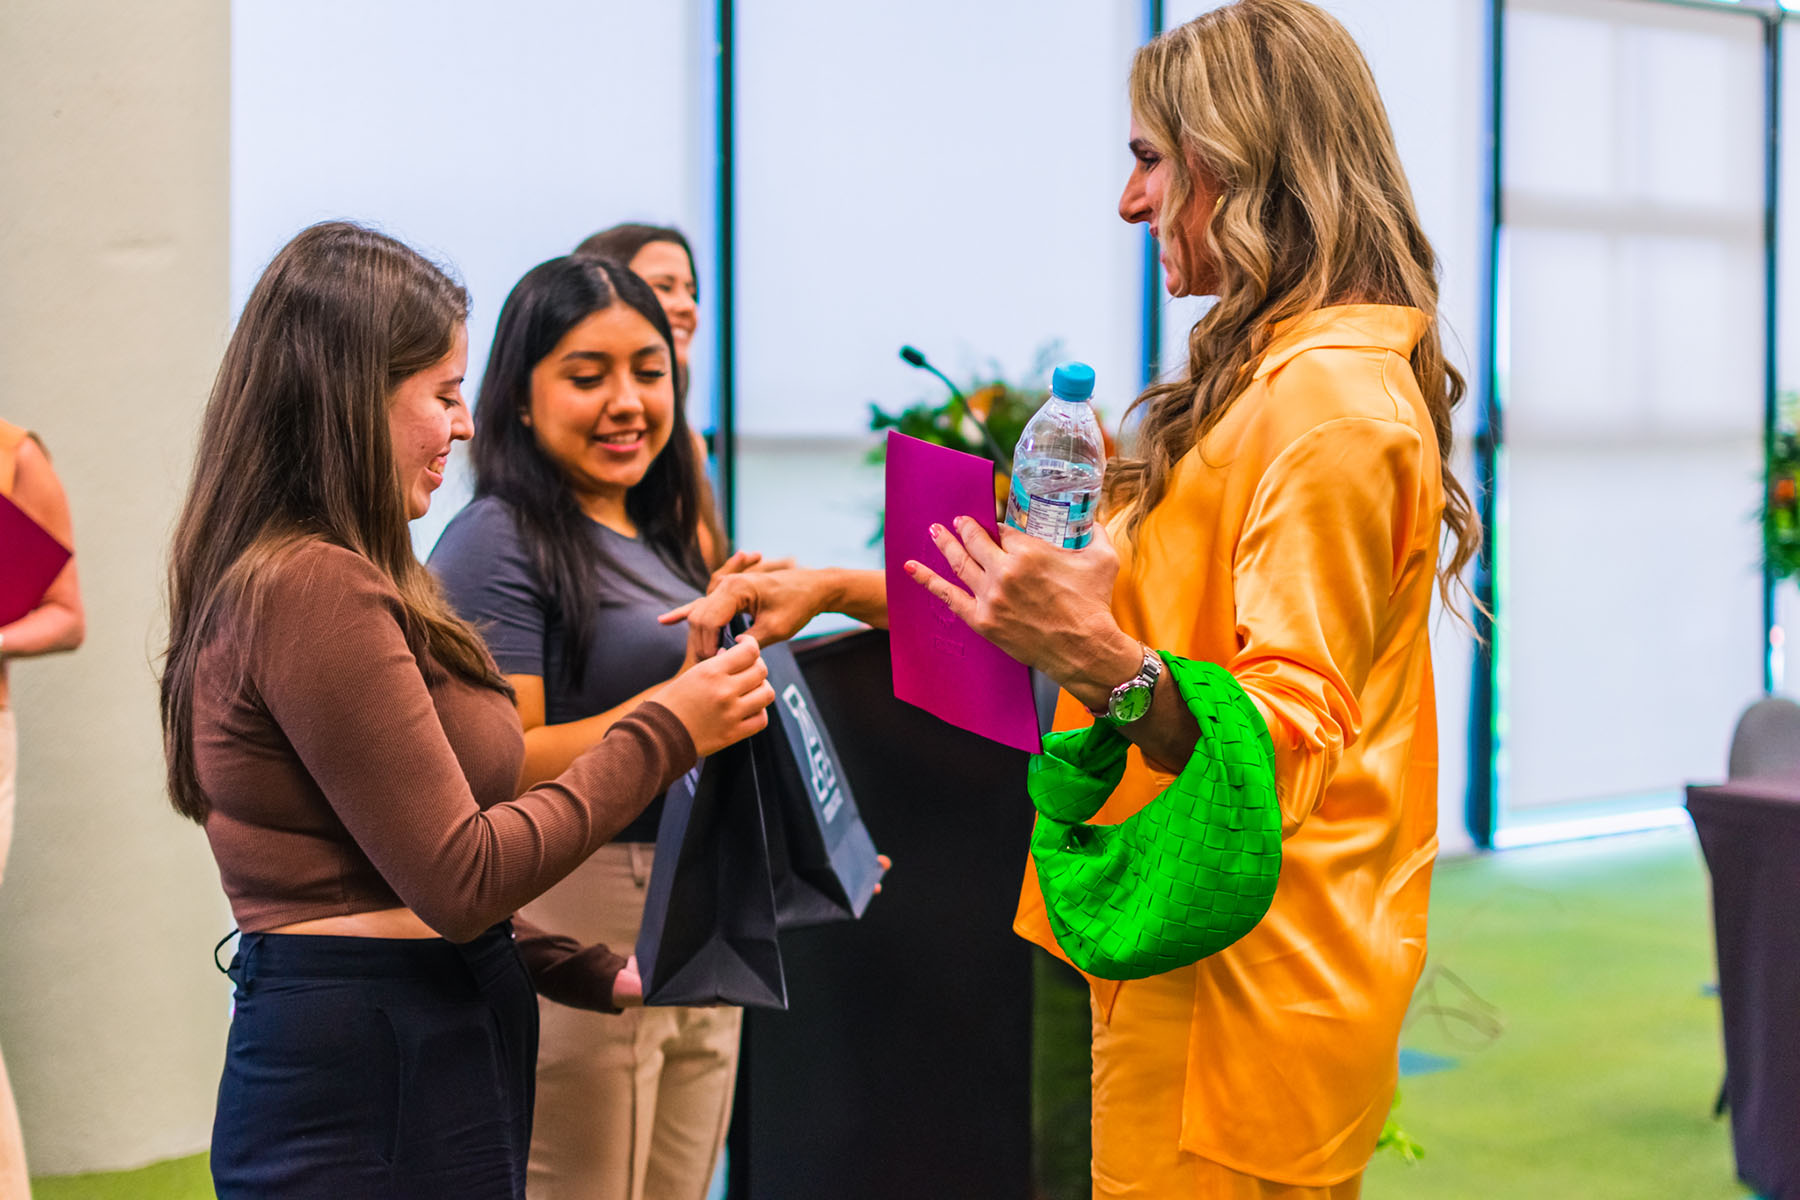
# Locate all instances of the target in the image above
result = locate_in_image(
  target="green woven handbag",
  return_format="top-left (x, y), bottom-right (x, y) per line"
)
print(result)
top-left (1028, 652), bottom-right (1281, 981)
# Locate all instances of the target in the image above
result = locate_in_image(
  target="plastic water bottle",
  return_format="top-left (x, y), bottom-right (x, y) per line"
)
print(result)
top-left (1004, 361), bottom-right (1105, 549)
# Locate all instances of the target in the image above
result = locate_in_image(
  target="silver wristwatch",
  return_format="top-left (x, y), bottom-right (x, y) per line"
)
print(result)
top-left (1092, 644), bottom-right (1163, 725)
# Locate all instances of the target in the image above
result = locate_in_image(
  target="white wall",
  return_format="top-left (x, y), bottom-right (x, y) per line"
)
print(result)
top-left (231, 0), bottom-right (719, 557)
top-left (0, 0), bottom-right (233, 1174)
top-left (731, 0), bottom-right (1146, 573)
top-left (1499, 0), bottom-right (1765, 817)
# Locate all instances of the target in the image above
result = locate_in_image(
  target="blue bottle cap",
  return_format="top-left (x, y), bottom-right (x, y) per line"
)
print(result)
top-left (1051, 361), bottom-right (1096, 401)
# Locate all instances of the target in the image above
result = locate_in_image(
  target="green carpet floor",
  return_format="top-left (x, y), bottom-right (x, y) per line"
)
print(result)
top-left (33, 829), bottom-right (1751, 1199)
top-left (1362, 828), bottom-right (1749, 1200)
top-left (31, 1152), bottom-right (209, 1200)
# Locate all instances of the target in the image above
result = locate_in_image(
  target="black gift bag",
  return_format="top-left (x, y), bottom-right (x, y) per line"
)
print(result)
top-left (634, 740), bottom-right (788, 1010)
top-left (755, 641), bottom-right (885, 929)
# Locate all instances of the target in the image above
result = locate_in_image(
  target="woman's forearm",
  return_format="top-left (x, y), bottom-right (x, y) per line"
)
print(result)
top-left (1115, 668), bottom-right (1203, 775)
top-left (0, 569), bottom-right (84, 659)
top-left (1047, 620), bottom-right (1201, 777)
top-left (814, 567), bottom-right (889, 629)
top-left (515, 681), bottom-right (671, 794)
top-left (4, 438), bottom-right (84, 659)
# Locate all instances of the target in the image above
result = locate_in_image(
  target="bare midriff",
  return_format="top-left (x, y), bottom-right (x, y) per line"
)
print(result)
top-left (266, 906), bottom-right (440, 939)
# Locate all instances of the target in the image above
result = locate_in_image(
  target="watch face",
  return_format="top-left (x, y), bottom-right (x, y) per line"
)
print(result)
top-left (1109, 682), bottom-right (1153, 724)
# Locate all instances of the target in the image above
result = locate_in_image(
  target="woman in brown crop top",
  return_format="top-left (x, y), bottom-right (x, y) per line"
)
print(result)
top-left (158, 221), bottom-right (775, 1200)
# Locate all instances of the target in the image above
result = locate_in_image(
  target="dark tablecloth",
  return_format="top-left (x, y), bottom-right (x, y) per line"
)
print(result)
top-left (1687, 780), bottom-right (1800, 1200)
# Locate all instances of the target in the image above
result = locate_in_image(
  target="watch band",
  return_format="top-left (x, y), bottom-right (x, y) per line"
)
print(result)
top-left (1089, 644), bottom-right (1163, 724)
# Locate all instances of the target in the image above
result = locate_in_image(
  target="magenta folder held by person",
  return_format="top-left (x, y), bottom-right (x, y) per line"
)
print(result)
top-left (883, 431), bottom-right (1041, 754)
top-left (0, 493), bottom-right (70, 627)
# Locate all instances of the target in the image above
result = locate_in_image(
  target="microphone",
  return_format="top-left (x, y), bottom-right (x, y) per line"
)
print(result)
top-left (899, 344), bottom-right (967, 404)
top-left (898, 344), bottom-right (1012, 472)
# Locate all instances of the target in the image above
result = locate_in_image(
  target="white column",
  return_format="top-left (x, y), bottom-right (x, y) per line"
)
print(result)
top-left (0, 0), bottom-right (233, 1174)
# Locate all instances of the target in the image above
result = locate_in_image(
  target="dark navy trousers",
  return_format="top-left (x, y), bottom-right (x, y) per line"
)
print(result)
top-left (211, 924), bottom-right (536, 1199)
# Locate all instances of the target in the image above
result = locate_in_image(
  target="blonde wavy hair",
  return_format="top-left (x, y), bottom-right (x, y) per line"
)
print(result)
top-left (1110, 0), bottom-right (1480, 610)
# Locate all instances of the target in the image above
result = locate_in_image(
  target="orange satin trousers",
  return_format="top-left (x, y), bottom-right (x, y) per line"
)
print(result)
top-left (1091, 962), bottom-right (1364, 1200)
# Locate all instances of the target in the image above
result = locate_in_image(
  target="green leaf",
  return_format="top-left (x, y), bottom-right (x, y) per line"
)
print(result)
top-left (1376, 1088), bottom-right (1426, 1164)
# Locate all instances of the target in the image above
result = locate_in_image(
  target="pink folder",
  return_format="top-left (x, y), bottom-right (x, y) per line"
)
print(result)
top-left (0, 492), bottom-right (71, 628)
top-left (883, 432), bottom-right (1042, 754)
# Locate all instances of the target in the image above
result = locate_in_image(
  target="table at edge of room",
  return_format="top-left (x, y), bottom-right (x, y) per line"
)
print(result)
top-left (1686, 779), bottom-right (1800, 1200)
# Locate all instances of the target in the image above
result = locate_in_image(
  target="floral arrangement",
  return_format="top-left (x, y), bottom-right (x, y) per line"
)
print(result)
top-left (1765, 392), bottom-right (1800, 580)
top-left (867, 342), bottom-right (1072, 467)
top-left (866, 342), bottom-right (1115, 540)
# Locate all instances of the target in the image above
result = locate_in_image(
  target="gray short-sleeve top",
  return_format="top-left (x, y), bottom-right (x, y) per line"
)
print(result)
top-left (429, 495), bottom-right (700, 842)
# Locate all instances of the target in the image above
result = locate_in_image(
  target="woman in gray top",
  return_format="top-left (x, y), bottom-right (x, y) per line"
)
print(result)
top-left (430, 254), bottom-right (747, 1200)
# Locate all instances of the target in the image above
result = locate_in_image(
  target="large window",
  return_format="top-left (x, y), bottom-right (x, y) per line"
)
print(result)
top-left (1490, 0), bottom-right (1769, 844)
top-left (728, 1), bottom-right (1145, 603)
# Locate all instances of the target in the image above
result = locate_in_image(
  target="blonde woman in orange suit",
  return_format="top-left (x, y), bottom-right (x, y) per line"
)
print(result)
top-left (672, 2), bottom-right (1478, 1194)
top-left (0, 417), bottom-right (84, 1198)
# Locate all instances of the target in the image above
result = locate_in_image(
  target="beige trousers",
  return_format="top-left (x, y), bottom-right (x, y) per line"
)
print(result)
top-left (0, 709), bottom-right (31, 1198)
top-left (525, 842), bottom-right (741, 1200)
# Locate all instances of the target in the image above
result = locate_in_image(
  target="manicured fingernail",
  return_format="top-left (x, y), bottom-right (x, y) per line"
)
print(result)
top-left (928, 524), bottom-right (944, 538)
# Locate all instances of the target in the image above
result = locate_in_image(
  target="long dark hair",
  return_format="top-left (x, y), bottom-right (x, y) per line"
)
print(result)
top-left (161, 221), bottom-right (509, 822)
top-left (471, 255), bottom-right (708, 683)
top-left (575, 222), bottom-right (732, 565)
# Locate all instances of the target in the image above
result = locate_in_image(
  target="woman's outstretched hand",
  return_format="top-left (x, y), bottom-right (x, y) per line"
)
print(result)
top-left (655, 634), bottom-right (774, 756)
top-left (903, 517), bottom-right (1130, 687)
top-left (706, 549), bottom-right (797, 593)
top-left (659, 570), bottom-right (824, 663)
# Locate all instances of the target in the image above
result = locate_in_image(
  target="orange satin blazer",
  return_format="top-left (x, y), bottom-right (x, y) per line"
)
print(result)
top-left (1016, 304), bottom-right (1445, 1184)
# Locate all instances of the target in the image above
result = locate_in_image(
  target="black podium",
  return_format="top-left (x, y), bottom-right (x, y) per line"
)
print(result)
top-left (727, 628), bottom-right (1037, 1200)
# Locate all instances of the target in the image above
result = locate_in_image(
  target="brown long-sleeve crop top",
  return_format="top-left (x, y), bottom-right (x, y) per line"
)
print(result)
top-left (191, 539), bottom-right (695, 1009)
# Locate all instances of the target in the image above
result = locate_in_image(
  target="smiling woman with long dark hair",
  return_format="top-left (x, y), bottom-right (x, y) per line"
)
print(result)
top-left (430, 254), bottom-right (745, 1200)
top-left (160, 222), bottom-right (772, 1198)
top-left (576, 222), bottom-right (731, 569)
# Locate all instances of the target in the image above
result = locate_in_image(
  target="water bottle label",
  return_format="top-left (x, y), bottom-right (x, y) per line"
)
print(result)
top-left (1005, 477), bottom-right (1096, 550)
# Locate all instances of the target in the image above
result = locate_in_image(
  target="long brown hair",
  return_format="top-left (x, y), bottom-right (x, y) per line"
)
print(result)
top-left (1111, 0), bottom-right (1480, 610)
top-left (160, 221), bottom-right (508, 822)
